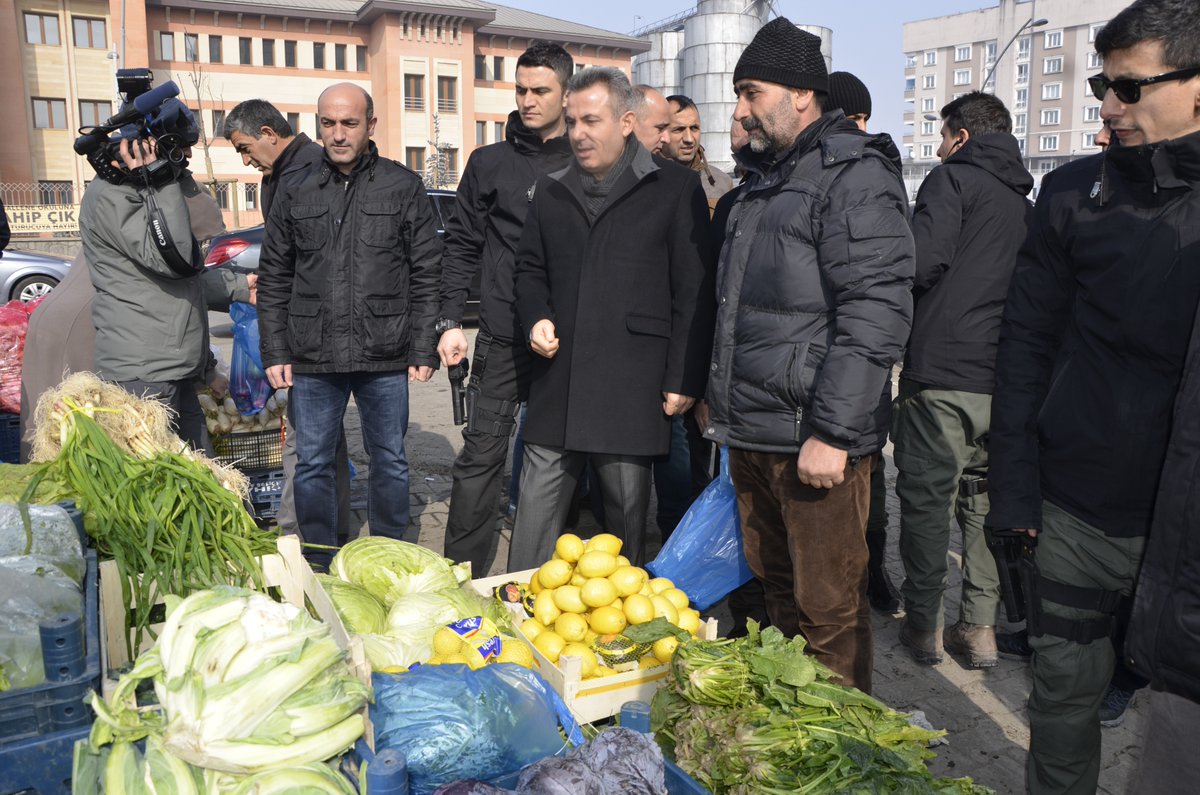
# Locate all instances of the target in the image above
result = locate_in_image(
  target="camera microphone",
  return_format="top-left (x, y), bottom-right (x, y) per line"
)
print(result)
top-left (105, 80), bottom-right (181, 129)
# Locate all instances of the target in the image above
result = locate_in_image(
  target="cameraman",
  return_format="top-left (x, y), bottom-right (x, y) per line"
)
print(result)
top-left (79, 133), bottom-right (211, 450)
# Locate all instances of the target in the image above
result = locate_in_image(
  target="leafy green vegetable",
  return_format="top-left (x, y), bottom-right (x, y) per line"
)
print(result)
top-left (316, 574), bottom-right (387, 634)
top-left (622, 617), bottom-right (689, 644)
top-left (332, 537), bottom-right (470, 606)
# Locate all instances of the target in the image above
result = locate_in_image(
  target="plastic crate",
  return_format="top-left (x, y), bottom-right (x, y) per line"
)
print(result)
top-left (0, 549), bottom-right (100, 745)
top-left (213, 423), bottom-right (284, 471)
top-left (0, 722), bottom-right (89, 795)
top-left (248, 469), bottom-right (285, 521)
top-left (0, 412), bottom-right (20, 464)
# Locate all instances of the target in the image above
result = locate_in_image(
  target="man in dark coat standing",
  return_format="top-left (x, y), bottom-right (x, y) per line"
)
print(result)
top-left (509, 67), bottom-right (715, 569)
top-left (893, 91), bottom-right (1033, 669)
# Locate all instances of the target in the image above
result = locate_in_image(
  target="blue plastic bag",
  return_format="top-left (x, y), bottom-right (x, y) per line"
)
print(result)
top-left (371, 664), bottom-right (584, 795)
top-left (229, 302), bottom-right (270, 415)
top-left (647, 446), bottom-right (753, 610)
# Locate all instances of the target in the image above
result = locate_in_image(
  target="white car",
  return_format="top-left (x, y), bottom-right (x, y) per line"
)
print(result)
top-left (0, 249), bottom-right (73, 302)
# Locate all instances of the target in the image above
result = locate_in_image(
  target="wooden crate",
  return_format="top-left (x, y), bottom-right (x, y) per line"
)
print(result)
top-left (470, 569), bottom-right (719, 724)
top-left (99, 536), bottom-right (367, 700)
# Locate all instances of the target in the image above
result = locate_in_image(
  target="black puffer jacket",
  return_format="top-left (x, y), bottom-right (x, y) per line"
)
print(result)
top-left (257, 143), bottom-right (442, 374)
top-left (439, 110), bottom-right (573, 342)
top-left (987, 130), bottom-right (1200, 537)
top-left (905, 133), bottom-right (1033, 392)
top-left (705, 112), bottom-right (914, 456)
top-left (261, 132), bottom-right (323, 216)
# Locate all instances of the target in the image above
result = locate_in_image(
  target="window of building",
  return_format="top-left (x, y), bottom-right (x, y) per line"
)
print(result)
top-left (239, 37), bottom-right (251, 65)
top-left (78, 99), bottom-right (110, 128)
top-left (1018, 138), bottom-right (1026, 155)
top-left (313, 42), bottom-right (325, 70)
top-left (921, 144), bottom-right (934, 159)
top-left (1088, 51), bottom-right (1103, 69)
top-left (437, 76), bottom-right (457, 113)
top-left (287, 112), bottom-right (300, 134)
top-left (72, 17), bottom-right (106, 48)
top-left (335, 43), bottom-right (346, 71)
top-left (184, 33), bottom-right (199, 62)
top-left (1085, 105), bottom-right (1101, 122)
top-left (955, 45), bottom-right (971, 62)
top-left (905, 145), bottom-right (914, 159)
top-left (1044, 30), bottom-right (1062, 49)
top-left (1015, 87), bottom-right (1028, 109)
top-left (25, 13), bottom-right (60, 45)
top-left (921, 97), bottom-right (935, 112)
top-left (405, 147), bottom-right (424, 172)
top-left (476, 121), bottom-right (486, 146)
top-left (212, 109), bottom-right (226, 135)
top-left (1044, 56), bottom-right (1063, 74)
top-left (1083, 132), bottom-right (1098, 148)
top-left (1017, 36), bottom-right (1031, 60)
top-left (284, 40), bottom-right (296, 68)
top-left (1042, 82), bottom-right (1062, 100)
top-left (405, 74), bottom-right (425, 111)
top-left (213, 182), bottom-right (230, 210)
top-left (32, 97), bottom-right (67, 129)
top-left (1089, 23), bottom-right (1105, 42)
top-left (1014, 113), bottom-right (1027, 134)
top-left (924, 50), bottom-right (937, 66)
top-left (905, 77), bottom-right (915, 92)
top-left (1040, 134), bottom-right (1059, 151)
top-left (445, 148), bottom-right (458, 179)
top-left (985, 41), bottom-right (997, 62)
top-left (905, 54), bottom-right (917, 69)
top-left (493, 55), bottom-right (504, 81)
top-left (356, 46), bottom-right (367, 72)
top-left (244, 183), bottom-right (258, 211)
top-left (209, 35), bottom-right (222, 63)
top-left (1041, 108), bottom-right (1060, 125)
top-left (262, 39), bottom-right (274, 66)
top-left (495, 120), bottom-right (504, 141)
top-left (921, 120), bottom-right (935, 135)
top-left (954, 69), bottom-right (970, 85)
top-left (475, 55), bottom-right (487, 80)
top-left (159, 32), bottom-right (174, 60)
top-left (1016, 62), bottom-right (1029, 83)
top-left (922, 74), bottom-right (935, 89)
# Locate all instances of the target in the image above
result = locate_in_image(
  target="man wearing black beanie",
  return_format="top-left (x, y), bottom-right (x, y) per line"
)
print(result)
top-left (701, 17), bottom-right (914, 691)
top-left (827, 71), bottom-right (873, 131)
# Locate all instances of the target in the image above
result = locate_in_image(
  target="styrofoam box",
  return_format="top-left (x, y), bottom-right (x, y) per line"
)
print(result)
top-left (470, 568), bottom-right (718, 724)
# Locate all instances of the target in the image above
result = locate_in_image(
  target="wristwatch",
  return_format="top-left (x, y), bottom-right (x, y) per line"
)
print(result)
top-left (435, 317), bottom-right (463, 335)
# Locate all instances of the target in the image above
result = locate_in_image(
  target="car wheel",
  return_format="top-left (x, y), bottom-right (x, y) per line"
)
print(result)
top-left (12, 274), bottom-right (59, 302)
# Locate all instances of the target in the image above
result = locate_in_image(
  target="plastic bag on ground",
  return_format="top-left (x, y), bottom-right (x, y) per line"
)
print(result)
top-left (0, 502), bottom-right (84, 583)
top-left (648, 446), bottom-right (753, 609)
top-left (0, 557), bottom-right (82, 689)
top-left (229, 302), bottom-right (270, 415)
top-left (371, 664), bottom-right (583, 795)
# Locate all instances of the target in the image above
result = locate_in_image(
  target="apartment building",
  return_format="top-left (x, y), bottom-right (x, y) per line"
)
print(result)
top-left (0, 0), bottom-right (646, 230)
top-left (902, 0), bottom-right (1125, 196)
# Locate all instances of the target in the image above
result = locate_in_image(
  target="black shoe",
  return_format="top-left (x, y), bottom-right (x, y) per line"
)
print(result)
top-left (867, 564), bottom-right (902, 614)
top-left (1099, 684), bottom-right (1137, 728)
top-left (996, 629), bottom-right (1032, 660)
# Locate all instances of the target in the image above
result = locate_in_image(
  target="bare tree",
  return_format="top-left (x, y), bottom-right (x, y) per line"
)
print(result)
top-left (423, 112), bottom-right (453, 189)
top-left (176, 35), bottom-right (236, 224)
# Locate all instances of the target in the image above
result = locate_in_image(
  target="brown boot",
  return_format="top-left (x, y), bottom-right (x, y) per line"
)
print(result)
top-left (944, 621), bottom-right (999, 669)
top-left (899, 620), bottom-right (943, 665)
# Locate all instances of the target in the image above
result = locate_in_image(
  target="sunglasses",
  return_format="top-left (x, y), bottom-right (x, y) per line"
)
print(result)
top-left (1087, 65), bottom-right (1200, 104)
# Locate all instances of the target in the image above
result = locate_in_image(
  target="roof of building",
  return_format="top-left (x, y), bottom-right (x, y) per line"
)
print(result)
top-left (480, 5), bottom-right (650, 52)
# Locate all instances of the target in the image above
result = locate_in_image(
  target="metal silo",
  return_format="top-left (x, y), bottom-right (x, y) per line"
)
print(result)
top-left (632, 29), bottom-right (685, 97)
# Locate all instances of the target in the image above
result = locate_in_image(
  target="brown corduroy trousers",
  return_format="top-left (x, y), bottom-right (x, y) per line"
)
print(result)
top-left (728, 449), bottom-right (875, 692)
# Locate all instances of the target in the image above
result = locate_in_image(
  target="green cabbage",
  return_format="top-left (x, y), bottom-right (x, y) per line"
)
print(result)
top-left (316, 574), bottom-right (387, 635)
top-left (332, 538), bottom-right (470, 605)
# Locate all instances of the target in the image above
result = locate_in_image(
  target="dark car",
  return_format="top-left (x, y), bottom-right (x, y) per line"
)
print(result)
top-left (0, 249), bottom-right (73, 302)
top-left (203, 188), bottom-right (479, 318)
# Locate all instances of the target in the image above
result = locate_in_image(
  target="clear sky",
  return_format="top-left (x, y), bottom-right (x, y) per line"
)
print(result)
top-left (501, 0), bottom-right (992, 149)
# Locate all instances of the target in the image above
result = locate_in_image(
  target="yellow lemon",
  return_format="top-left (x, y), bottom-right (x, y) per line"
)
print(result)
top-left (576, 551), bottom-right (619, 578)
top-left (622, 594), bottom-right (656, 625)
top-left (584, 629), bottom-right (598, 644)
top-left (555, 612), bottom-right (589, 643)
top-left (464, 649), bottom-right (489, 670)
top-left (555, 533), bottom-right (585, 563)
top-left (652, 635), bottom-right (680, 664)
top-left (663, 587), bottom-right (690, 611)
top-left (441, 653), bottom-right (470, 666)
top-left (537, 559), bottom-right (573, 590)
top-left (649, 577), bottom-right (675, 595)
top-left (560, 642), bottom-right (599, 677)
top-left (638, 655), bottom-right (661, 669)
top-left (580, 577), bottom-right (618, 608)
top-left (612, 597), bottom-right (623, 611)
top-left (638, 584), bottom-right (654, 597)
top-left (533, 590), bottom-right (561, 626)
top-left (433, 626), bottom-right (465, 656)
top-left (592, 665), bottom-right (618, 678)
top-left (608, 565), bottom-right (647, 597)
top-left (570, 573), bottom-right (588, 587)
top-left (527, 574), bottom-right (543, 595)
top-left (552, 584), bottom-right (588, 614)
top-left (533, 630), bottom-right (566, 663)
top-left (651, 594), bottom-right (680, 625)
top-left (589, 605), bottom-right (628, 635)
top-left (496, 639), bottom-right (535, 668)
top-left (615, 555), bottom-right (631, 568)
top-left (584, 532), bottom-right (623, 556)
top-left (520, 618), bottom-right (545, 640)
top-left (677, 608), bottom-right (701, 635)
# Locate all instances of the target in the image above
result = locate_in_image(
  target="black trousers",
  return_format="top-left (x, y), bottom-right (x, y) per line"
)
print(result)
top-left (443, 332), bottom-right (529, 575)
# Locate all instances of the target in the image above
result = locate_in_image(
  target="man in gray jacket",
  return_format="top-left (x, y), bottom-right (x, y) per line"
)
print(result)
top-left (703, 19), bottom-right (913, 691)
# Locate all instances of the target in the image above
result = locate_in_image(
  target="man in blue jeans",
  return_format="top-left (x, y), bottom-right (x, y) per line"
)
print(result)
top-left (258, 83), bottom-right (442, 569)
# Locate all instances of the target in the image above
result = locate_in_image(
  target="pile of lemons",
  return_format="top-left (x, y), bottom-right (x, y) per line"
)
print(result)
top-left (426, 623), bottom-right (536, 670)
top-left (519, 532), bottom-right (701, 679)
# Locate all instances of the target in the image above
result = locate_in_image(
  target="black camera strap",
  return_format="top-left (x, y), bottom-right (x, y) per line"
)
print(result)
top-left (142, 183), bottom-right (203, 278)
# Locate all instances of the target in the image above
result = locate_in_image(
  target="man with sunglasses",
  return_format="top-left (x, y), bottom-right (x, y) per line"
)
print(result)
top-left (986, 1), bottom-right (1200, 791)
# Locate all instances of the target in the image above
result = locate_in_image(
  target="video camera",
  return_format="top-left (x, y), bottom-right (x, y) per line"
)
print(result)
top-left (74, 69), bottom-right (199, 186)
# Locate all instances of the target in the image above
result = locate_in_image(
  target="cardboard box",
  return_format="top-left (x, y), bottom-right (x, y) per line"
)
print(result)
top-left (470, 569), bottom-right (719, 724)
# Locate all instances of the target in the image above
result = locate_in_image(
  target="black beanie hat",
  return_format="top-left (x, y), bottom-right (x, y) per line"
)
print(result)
top-left (734, 18), bottom-right (829, 93)
top-left (828, 71), bottom-right (872, 118)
